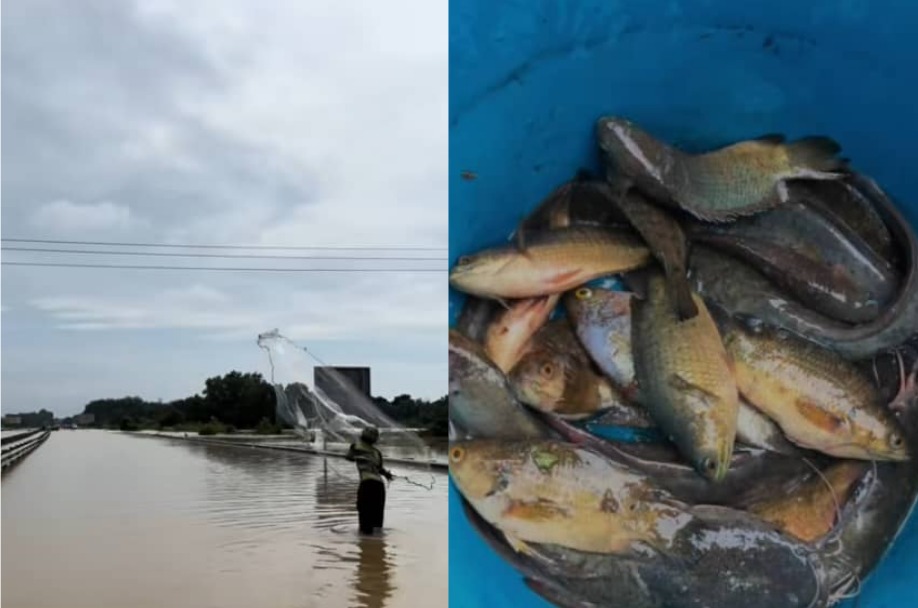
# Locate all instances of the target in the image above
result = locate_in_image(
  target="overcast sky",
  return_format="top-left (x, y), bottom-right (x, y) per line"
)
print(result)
top-left (1, 0), bottom-right (448, 417)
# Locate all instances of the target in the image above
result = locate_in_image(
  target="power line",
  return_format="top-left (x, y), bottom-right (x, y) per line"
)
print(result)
top-left (1, 261), bottom-right (445, 272)
top-left (1, 246), bottom-right (447, 261)
top-left (0, 237), bottom-right (447, 251)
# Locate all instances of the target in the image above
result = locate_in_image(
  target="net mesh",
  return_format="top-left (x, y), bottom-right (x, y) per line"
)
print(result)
top-left (256, 329), bottom-right (436, 489)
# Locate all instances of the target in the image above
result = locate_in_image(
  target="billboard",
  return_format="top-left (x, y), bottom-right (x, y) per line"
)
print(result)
top-left (314, 366), bottom-right (372, 413)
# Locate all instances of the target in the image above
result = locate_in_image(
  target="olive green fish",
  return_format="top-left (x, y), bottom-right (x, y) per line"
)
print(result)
top-left (596, 116), bottom-right (847, 222)
top-left (564, 284), bottom-right (794, 454)
top-left (630, 271), bottom-right (739, 480)
top-left (605, 178), bottom-right (698, 320)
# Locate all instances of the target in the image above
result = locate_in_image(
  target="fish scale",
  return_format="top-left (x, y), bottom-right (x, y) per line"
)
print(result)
top-left (597, 116), bottom-right (846, 222)
top-left (631, 272), bottom-right (739, 481)
top-left (724, 324), bottom-right (909, 461)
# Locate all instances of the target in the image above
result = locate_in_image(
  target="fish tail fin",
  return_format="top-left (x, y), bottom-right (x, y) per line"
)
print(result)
top-left (670, 274), bottom-right (700, 321)
top-left (786, 136), bottom-right (848, 172)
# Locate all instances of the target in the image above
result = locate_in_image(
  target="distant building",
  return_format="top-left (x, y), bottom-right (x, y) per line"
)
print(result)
top-left (314, 366), bottom-right (371, 413)
top-left (2, 415), bottom-right (22, 427)
top-left (75, 413), bottom-right (95, 426)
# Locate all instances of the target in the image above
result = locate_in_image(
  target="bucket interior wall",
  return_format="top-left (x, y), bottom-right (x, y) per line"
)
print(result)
top-left (448, 2), bottom-right (917, 607)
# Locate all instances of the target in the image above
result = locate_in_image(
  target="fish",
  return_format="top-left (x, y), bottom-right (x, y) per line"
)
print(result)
top-left (792, 177), bottom-right (897, 266)
top-left (448, 328), bottom-right (551, 440)
top-left (512, 170), bottom-right (632, 242)
top-left (691, 232), bottom-right (883, 323)
top-left (742, 460), bottom-right (868, 543)
top-left (484, 295), bottom-right (559, 374)
top-left (603, 177), bottom-right (698, 320)
top-left (459, 494), bottom-right (665, 608)
top-left (563, 286), bottom-right (639, 400)
top-left (454, 295), bottom-right (502, 343)
top-left (735, 398), bottom-right (801, 455)
top-left (448, 226), bottom-right (652, 301)
top-left (630, 271), bottom-right (739, 480)
top-left (448, 439), bottom-right (695, 556)
top-left (687, 197), bottom-right (899, 321)
top-left (815, 350), bottom-right (918, 599)
top-left (819, 172), bottom-right (918, 360)
top-left (596, 116), bottom-right (847, 222)
top-left (723, 322), bottom-right (909, 461)
top-left (459, 470), bottom-right (826, 608)
top-left (688, 241), bottom-right (916, 362)
top-left (689, 243), bottom-right (853, 338)
top-left (507, 320), bottom-right (646, 422)
top-left (542, 412), bottom-right (817, 506)
top-left (565, 284), bottom-right (795, 454)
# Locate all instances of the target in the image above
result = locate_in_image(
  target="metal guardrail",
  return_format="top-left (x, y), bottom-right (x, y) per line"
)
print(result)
top-left (1, 430), bottom-right (51, 473)
top-left (1, 428), bottom-right (45, 445)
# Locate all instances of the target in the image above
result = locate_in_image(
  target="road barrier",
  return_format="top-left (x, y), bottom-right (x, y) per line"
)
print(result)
top-left (1, 430), bottom-right (51, 473)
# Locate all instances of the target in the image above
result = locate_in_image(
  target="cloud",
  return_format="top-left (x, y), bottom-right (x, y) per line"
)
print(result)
top-left (29, 200), bottom-right (150, 235)
top-left (32, 275), bottom-right (443, 339)
top-left (1, 0), bottom-right (447, 414)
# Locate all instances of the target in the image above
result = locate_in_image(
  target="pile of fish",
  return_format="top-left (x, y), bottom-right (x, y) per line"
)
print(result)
top-left (448, 116), bottom-right (918, 608)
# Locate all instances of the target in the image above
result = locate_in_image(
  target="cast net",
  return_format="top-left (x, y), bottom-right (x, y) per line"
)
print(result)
top-left (256, 329), bottom-right (437, 490)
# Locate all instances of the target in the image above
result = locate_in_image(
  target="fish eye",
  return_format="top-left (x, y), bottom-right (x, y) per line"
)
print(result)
top-left (450, 446), bottom-right (465, 462)
top-left (890, 434), bottom-right (903, 449)
top-left (540, 363), bottom-right (554, 378)
top-left (575, 287), bottom-right (592, 300)
top-left (701, 457), bottom-right (717, 473)
top-left (456, 256), bottom-right (472, 266)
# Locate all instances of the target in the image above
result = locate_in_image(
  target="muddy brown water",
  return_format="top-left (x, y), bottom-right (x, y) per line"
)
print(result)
top-left (1, 430), bottom-right (447, 608)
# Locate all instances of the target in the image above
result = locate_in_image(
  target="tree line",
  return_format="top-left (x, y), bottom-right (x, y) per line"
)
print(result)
top-left (6, 371), bottom-right (448, 437)
top-left (1, 409), bottom-right (55, 428)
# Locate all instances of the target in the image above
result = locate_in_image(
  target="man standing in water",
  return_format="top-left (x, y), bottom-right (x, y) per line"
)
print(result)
top-left (345, 426), bottom-right (394, 534)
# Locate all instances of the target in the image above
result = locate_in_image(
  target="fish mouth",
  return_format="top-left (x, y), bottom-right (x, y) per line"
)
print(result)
top-left (875, 447), bottom-right (910, 462)
top-left (697, 442), bottom-right (732, 481)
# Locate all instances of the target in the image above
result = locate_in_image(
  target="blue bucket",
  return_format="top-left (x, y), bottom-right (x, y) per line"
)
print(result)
top-left (448, 2), bottom-right (918, 606)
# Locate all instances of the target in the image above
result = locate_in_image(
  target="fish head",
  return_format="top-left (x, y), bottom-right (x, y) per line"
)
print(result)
top-left (694, 448), bottom-right (732, 482)
top-left (508, 349), bottom-right (573, 413)
top-left (821, 407), bottom-right (911, 462)
top-left (859, 419), bottom-right (910, 462)
top-left (564, 286), bottom-right (632, 326)
top-left (449, 249), bottom-right (521, 298)
top-left (681, 415), bottom-right (735, 482)
top-left (484, 296), bottom-right (557, 370)
top-left (449, 440), bottom-right (525, 501)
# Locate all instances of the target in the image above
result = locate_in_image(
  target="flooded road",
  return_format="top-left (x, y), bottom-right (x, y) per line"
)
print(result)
top-left (1, 431), bottom-right (448, 608)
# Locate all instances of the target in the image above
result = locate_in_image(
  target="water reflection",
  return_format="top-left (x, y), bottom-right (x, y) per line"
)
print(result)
top-left (313, 461), bottom-right (358, 531)
top-left (353, 536), bottom-right (395, 608)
